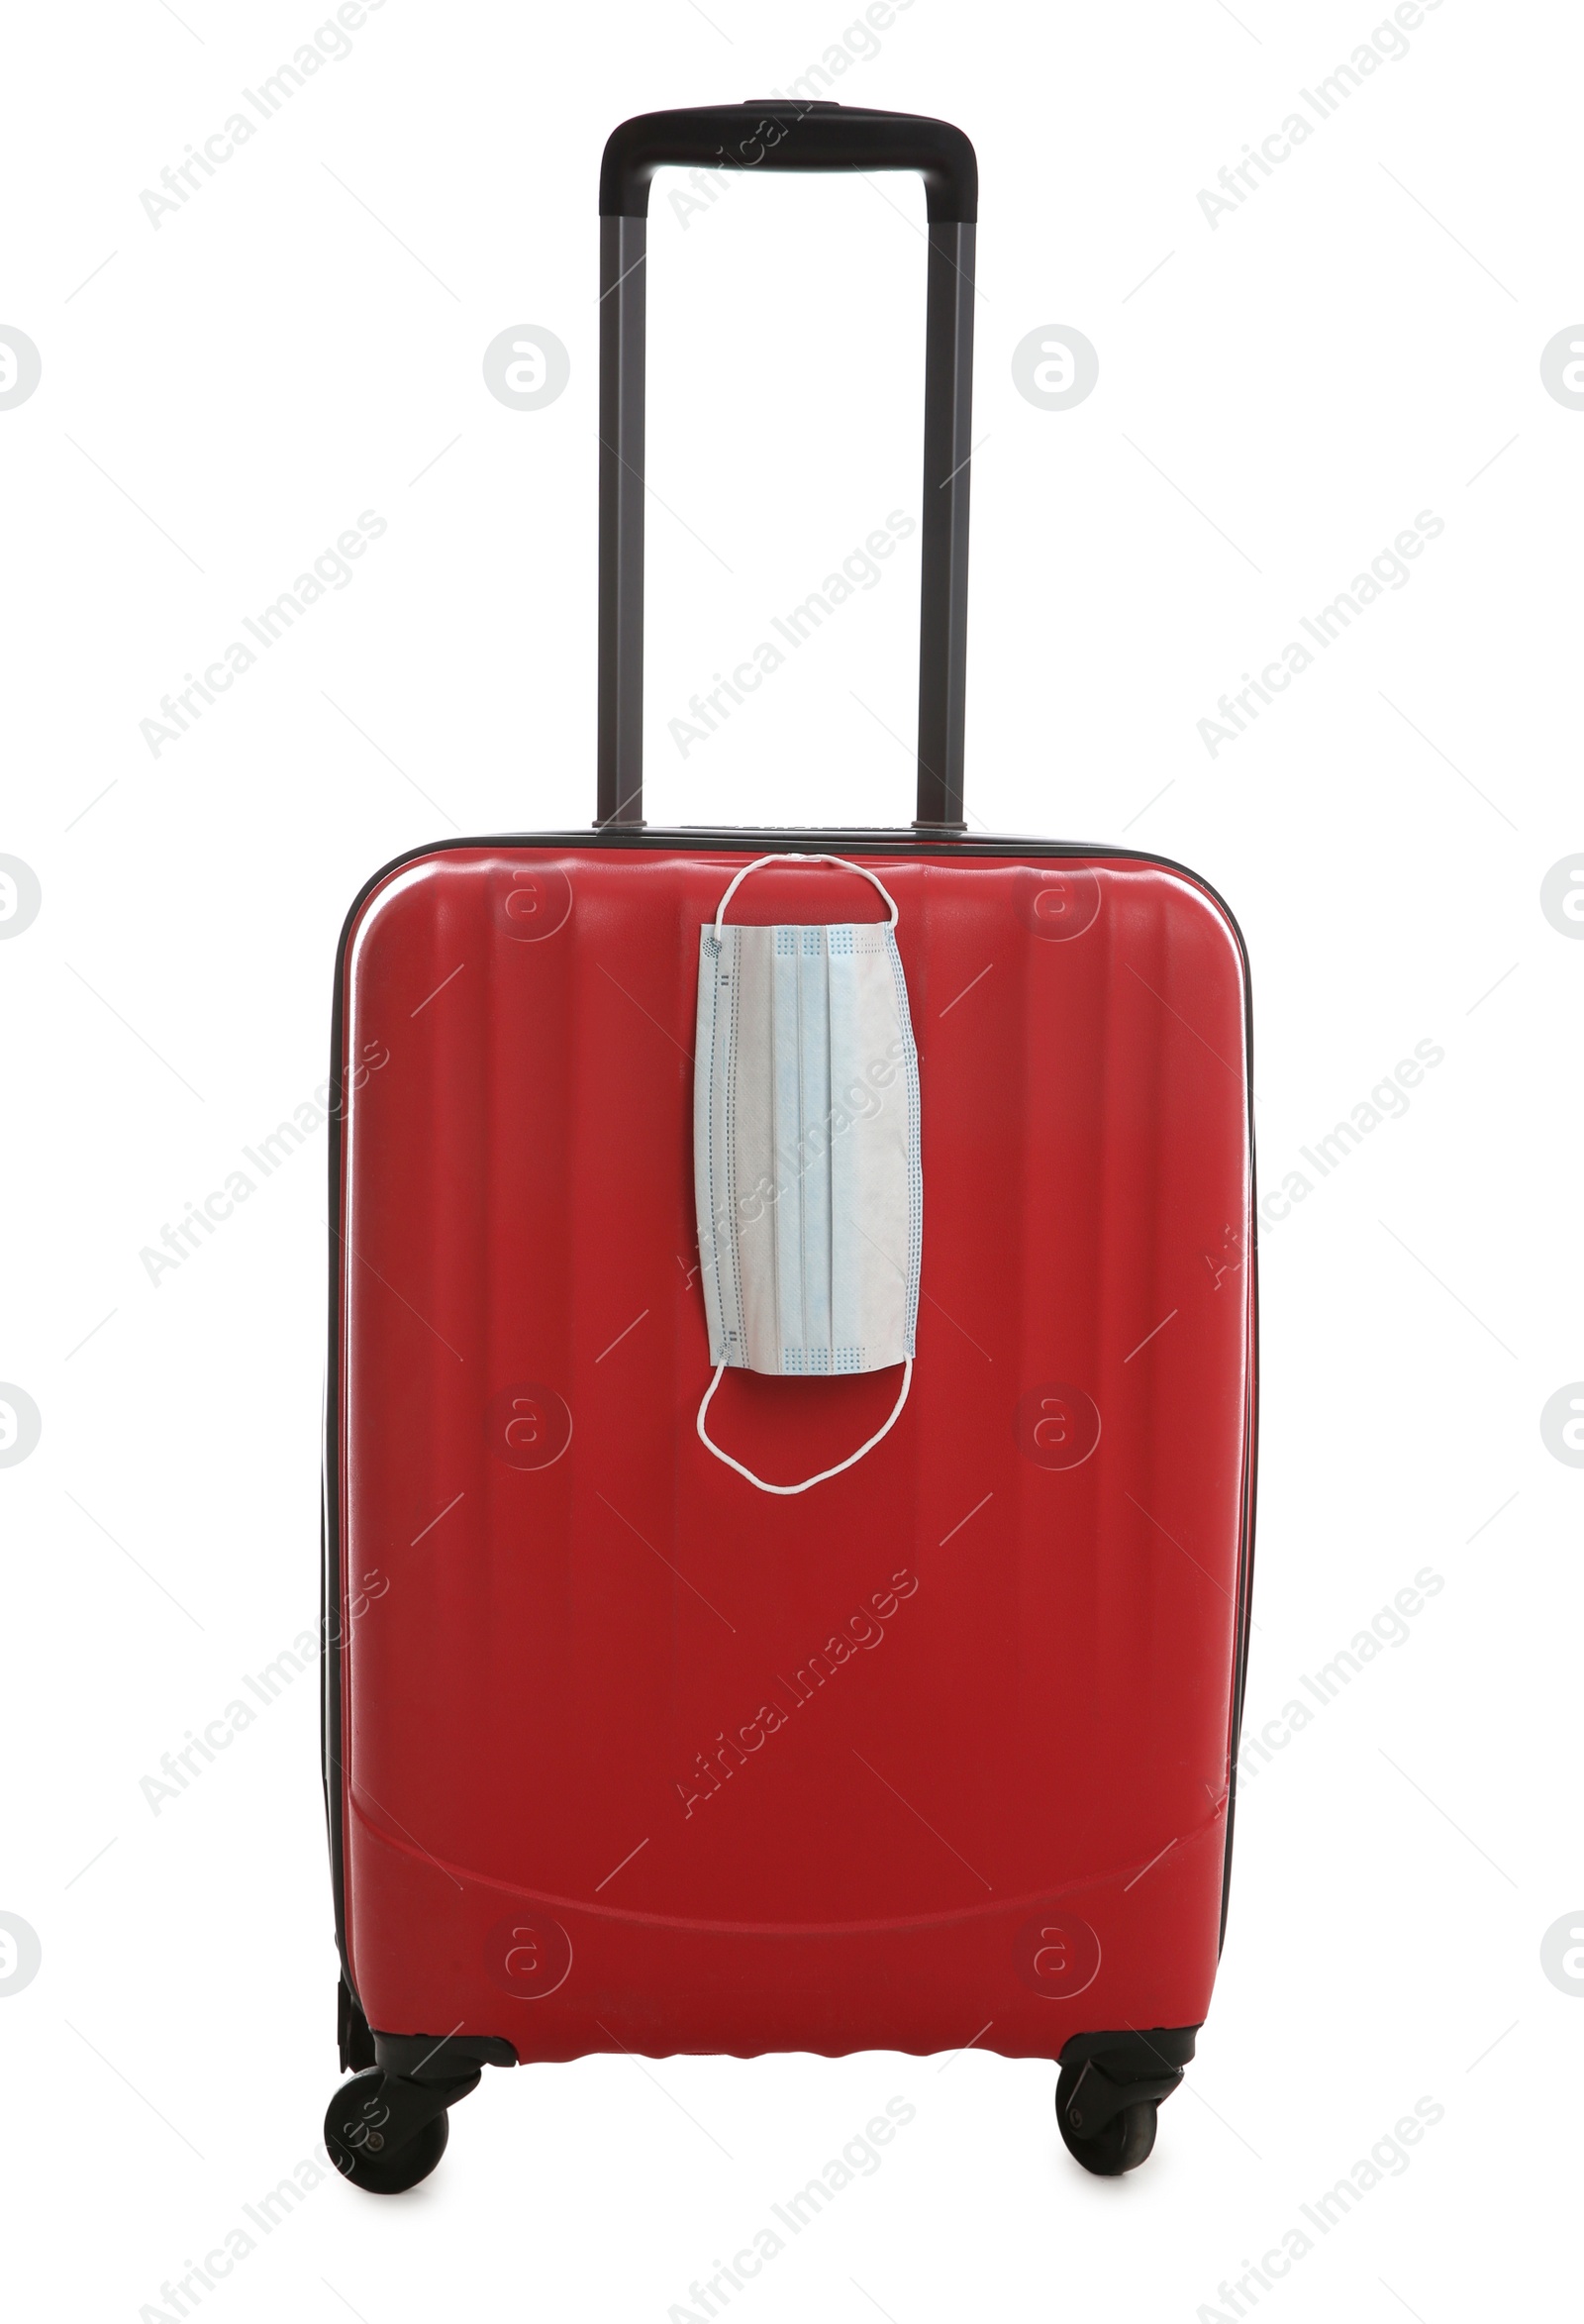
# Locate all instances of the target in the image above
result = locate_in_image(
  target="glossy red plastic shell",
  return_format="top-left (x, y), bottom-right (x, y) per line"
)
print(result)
top-left (332, 844), bottom-right (1255, 2061)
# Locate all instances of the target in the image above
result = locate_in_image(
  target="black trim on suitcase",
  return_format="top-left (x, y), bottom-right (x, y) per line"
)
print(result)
top-left (321, 826), bottom-right (1258, 2029)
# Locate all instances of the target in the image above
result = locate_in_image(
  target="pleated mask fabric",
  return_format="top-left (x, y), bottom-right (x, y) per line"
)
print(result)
top-left (692, 855), bottom-right (922, 1495)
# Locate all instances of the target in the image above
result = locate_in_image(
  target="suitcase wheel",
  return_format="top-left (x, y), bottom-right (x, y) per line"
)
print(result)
top-left (325, 2066), bottom-right (453, 2195)
top-left (1055, 2053), bottom-right (1184, 2177)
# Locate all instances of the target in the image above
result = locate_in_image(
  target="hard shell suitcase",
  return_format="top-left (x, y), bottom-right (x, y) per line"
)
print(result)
top-left (322, 103), bottom-right (1256, 2190)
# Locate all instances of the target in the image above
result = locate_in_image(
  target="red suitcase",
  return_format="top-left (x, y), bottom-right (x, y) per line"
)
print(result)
top-left (322, 103), bottom-right (1256, 2190)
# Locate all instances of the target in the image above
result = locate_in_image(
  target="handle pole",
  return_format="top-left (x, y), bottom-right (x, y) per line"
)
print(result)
top-left (597, 216), bottom-right (646, 829)
top-left (916, 221), bottom-right (974, 831)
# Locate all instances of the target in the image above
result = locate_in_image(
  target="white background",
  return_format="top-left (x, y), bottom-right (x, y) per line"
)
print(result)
top-left (2, 0), bottom-right (1576, 2316)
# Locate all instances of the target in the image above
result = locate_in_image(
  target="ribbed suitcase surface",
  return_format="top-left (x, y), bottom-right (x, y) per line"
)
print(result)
top-left (328, 838), bottom-right (1254, 2061)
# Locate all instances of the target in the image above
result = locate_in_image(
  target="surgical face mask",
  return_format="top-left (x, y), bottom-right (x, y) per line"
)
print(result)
top-left (693, 855), bottom-right (922, 1495)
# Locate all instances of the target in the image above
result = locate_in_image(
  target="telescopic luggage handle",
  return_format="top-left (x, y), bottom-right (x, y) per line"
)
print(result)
top-left (600, 104), bottom-right (977, 220)
top-left (596, 103), bottom-right (977, 834)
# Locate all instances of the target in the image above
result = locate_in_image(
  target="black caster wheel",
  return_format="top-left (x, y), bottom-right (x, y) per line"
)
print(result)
top-left (1055, 2062), bottom-right (1158, 2177)
top-left (325, 2068), bottom-right (449, 2194)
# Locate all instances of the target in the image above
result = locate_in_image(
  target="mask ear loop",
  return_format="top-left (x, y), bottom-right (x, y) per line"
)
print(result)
top-left (697, 1355), bottom-right (912, 1496)
top-left (698, 850), bottom-right (910, 1493)
top-left (713, 852), bottom-right (900, 940)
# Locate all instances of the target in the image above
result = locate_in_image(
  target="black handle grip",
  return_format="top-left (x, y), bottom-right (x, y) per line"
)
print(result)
top-left (597, 103), bottom-right (976, 833)
top-left (600, 102), bottom-right (977, 224)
